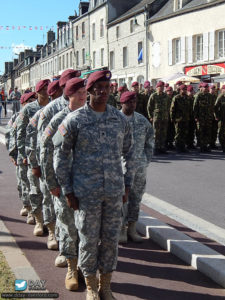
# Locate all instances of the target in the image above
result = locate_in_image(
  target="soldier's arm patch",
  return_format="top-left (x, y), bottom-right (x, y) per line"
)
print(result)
top-left (30, 117), bottom-right (37, 127)
top-left (58, 124), bottom-right (67, 136)
top-left (40, 111), bottom-right (45, 120)
top-left (44, 126), bottom-right (53, 137)
top-left (19, 112), bottom-right (24, 120)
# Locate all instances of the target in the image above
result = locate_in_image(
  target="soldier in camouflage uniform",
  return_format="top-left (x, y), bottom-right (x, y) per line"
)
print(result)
top-left (119, 91), bottom-right (154, 244)
top-left (141, 81), bottom-right (153, 121)
top-left (115, 86), bottom-right (125, 110)
top-left (214, 85), bottom-right (225, 152)
top-left (47, 80), bottom-right (63, 101)
top-left (40, 78), bottom-right (87, 290)
top-left (186, 85), bottom-right (196, 149)
top-left (193, 83), bottom-right (214, 152)
top-left (165, 86), bottom-right (175, 149)
top-left (16, 81), bottom-right (50, 236)
top-left (170, 85), bottom-right (192, 152)
top-left (53, 70), bottom-right (135, 300)
top-left (209, 85), bottom-right (219, 149)
top-left (131, 81), bottom-right (145, 117)
top-left (147, 81), bottom-right (170, 154)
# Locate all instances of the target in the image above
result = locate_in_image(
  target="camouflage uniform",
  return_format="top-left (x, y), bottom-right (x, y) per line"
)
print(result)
top-left (121, 112), bottom-right (154, 224)
top-left (186, 94), bottom-right (196, 148)
top-left (16, 100), bottom-right (44, 215)
top-left (107, 94), bottom-right (117, 108)
top-left (53, 103), bottom-right (135, 277)
top-left (211, 93), bottom-right (218, 147)
top-left (214, 94), bottom-right (225, 151)
top-left (170, 94), bottom-right (191, 150)
top-left (166, 96), bottom-right (175, 148)
top-left (193, 92), bottom-right (214, 150)
top-left (115, 94), bottom-right (121, 110)
top-left (26, 108), bottom-right (55, 225)
top-left (135, 93), bottom-right (145, 117)
top-left (140, 91), bottom-right (152, 121)
top-left (40, 106), bottom-right (77, 258)
top-left (147, 92), bottom-right (170, 152)
top-left (5, 112), bottom-right (19, 150)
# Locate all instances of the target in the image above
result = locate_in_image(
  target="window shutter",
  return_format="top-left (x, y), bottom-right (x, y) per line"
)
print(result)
top-left (209, 31), bottom-right (215, 60)
top-left (181, 37), bottom-right (186, 63)
top-left (203, 32), bottom-right (209, 61)
top-left (188, 36), bottom-right (193, 63)
top-left (168, 40), bottom-right (172, 65)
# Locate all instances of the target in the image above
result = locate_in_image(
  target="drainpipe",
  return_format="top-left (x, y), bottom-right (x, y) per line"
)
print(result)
top-left (144, 5), bottom-right (149, 81)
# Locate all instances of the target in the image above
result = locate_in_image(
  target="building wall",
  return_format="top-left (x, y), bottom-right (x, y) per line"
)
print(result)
top-left (108, 13), bottom-right (146, 88)
top-left (148, 3), bottom-right (225, 81)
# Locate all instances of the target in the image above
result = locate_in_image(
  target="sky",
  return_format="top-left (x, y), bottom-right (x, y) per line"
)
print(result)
top-left (0, 0), bottom-right (83, 74)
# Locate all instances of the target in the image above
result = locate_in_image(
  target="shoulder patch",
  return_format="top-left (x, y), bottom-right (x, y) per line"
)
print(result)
top-left (19, 112), bottom-right (24, 120)
top-left (40, 111), bottom-right (45, 120)
top-left (30, 117), bottom-right (37, 127)
top-left (44, 126), bottom-right (53, 137)
top-left (58, 124), bottom-right (67, 136)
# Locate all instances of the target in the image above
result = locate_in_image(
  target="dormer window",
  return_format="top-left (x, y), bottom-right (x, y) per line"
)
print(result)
top-left (174, 0), bottom-right (182, 11)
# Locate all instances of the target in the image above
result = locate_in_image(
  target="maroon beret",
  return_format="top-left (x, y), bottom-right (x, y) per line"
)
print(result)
top-left (23, 92), bottom-right (36, 103)
top-left (120, 91), bottom-right (136, 103)
top-left (110, 83), bottom-right (113, 87)
top-left (112, 82), bottom-right (118, 86)
top-left (86, 70), bottom-right (112, 92)
top-left (164, 83), bottom-right (169, 88)
top-left (20, 94), bottom-right (26, 104)
top-left (35, 79), bottom-right (50, 93)
top-left (131, 81), bottom-right (139, 87)
top-left (222, 85), bottom-right (225, 90)
top-left (202, 82), bottom-right (209, 88)
top-left (156, 81), bottom-right (164, 88)
top-left (47, 80), bottom-right (61, 96)
top-left (59, 69), bottom-right (81, 87)
top-left (180, 84), bottom-right (187, 90)
top-left (176, 81), bottom-right (183, 86)
top-left (64, 78), bottom-right (86, 97)
top-left (144, 81), bottom-right (150, 88)
top-left (187, 85), bottom-right (193, 92)
top-left (118, 86), bottom-right (125, 92)
top-left (166, 86), bottom-right (173, 92)
top-left (210, 85), bottom-right (216, 89)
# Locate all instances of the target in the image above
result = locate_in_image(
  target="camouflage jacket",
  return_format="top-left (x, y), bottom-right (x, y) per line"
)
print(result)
top-left (170, 94), bottom-right (192, 122)
top-left (135, 93), bottom-right (145, 116)
top-left (107, 94), bottom-right (117, 108)
top-left (53, 103), bottom-right (135, 197)
top-left (215, 94), bottom-right (225, 121)
top-left (147, 92), bottom-right (170, 121)
top-left (5, 112), bottom-right (19, 151)
top-left (193, 92), bottom-right (214, 121)
top-left (8, 113), bottom-right (20, 161)
top-left (40, 106), bottom-right (71, 191)
top-left (16, 100), bottom-right (44, 164)
top-left (121, 111), bottom-right (154, 167)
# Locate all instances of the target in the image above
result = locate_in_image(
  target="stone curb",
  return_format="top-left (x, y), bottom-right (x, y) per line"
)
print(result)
top-left (137, 210), bottom-right (225, 289)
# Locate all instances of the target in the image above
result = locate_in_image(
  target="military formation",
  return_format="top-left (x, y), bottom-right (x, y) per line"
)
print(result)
top-left (5, 69), bottom-right (155, 300)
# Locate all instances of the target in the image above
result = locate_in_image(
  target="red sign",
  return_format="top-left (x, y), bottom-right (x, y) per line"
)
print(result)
top-left (185, 63), bottom-right (225, 76)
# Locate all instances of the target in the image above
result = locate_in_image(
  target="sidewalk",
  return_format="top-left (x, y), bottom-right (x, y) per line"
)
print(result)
top-left (0, 133), bottom-right (225, 299)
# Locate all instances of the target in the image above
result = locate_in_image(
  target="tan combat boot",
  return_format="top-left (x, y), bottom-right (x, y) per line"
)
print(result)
top-left (118, 225), bottom-right (127, 244)
top-left (20, 206), bottom-right (28, 216)
top-left (85, 275), bottom-right (100, 300)
top-left (65, 258), bottom-right (79, 291)
top-left (55, 253), bottom-right (67, 267)
top-left (127, 222), bottom-right (143, 243)
top-left (98, 273), bottom-right (116, 300)
top-left (47, 222), bottom-right (58, 250)
top-left (27, 211), bottom-right (35, 225)
top-left (33, 211), bottom-right (43, 236)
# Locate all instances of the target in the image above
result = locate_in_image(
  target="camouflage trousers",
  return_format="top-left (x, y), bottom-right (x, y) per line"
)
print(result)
top-left (75, 194), bottom-right (122, 277)
top-left (18, 164), bottom-right (30, 207)
top-left (211, 119), bottom-right (218, 146)
top-left (166, 120), bottom-right (175, 145)
top-left (16, 166), bottom-right (22, 200)
top-left (218, 121), bottom-right (225, 149)
top-left (153, 119), bottom-right (168, 149)
top-left (174, 121), bottom-right (189, 148)
top-left (39, 176), bottom-right (55, 225)
top-left (186, 119), bottom-right (196, 147)
top-left (54, 195), bottom-right (78, 259)
top-left (196, 120), bottom-right (212, 148)
top-left (122, 166), bottom-right (147, 225)
top-left (27, 166), bottom-right (42, 215)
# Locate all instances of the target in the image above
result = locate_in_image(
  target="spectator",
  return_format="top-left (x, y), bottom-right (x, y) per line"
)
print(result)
top-left (1, 88), bottom-right (7, 116)
top-left (10, 87), bottom-right (21, 114)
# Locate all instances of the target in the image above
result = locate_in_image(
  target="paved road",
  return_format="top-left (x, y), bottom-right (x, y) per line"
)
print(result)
top-left (1, 144), bottom-right (225, 299)
top-left (146, 150), bottom-right (225, 230)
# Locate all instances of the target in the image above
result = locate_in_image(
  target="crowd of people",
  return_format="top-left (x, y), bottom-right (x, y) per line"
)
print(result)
top-left (5, 69), bottom-right (154, 300)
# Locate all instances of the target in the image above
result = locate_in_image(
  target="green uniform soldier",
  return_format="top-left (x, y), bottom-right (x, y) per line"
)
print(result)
top-left (165, 86), bottom-right (175, 149)
top-left (214, 85), bottom-right (225, 152)
top-left (141, 81), bottom-right (154, 121)
top-left (131, 81), bottom-right (145, 117)
top-left (186, 85), bottom-right (196, 149)
top-left (209, 85), bottom-right (219, 149)
top-left (147, 81), bottom-right (170, 154)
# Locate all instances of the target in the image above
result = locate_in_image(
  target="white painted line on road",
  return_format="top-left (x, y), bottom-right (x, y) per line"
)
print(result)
top-left (0, 133), bottom-right (5, 145)
top-left (142, 193), bottom-right (225, 246)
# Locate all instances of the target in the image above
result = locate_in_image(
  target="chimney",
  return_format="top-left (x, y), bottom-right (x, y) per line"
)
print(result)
top-left (5, 62), bottom-right (9, 74)
top-left (47, 30), bottom-right (55, 44)
top-left (36, 44), bottom-right (43, 52)
top-left (8, 62), bottom-right (13, 72)
top-left (57, 21), bottom-right (67, 39)
top-left (19, 52), bottom-right (25, 62)
top-left (13, 59), bottom-right (18, 67)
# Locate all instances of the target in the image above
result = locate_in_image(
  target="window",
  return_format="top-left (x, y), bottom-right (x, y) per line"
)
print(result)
top-left (76, 26), bottom-right (78, 40)
top-left (93, 51), bottom-right (96, 68)
top-left (174, 0), bottom-right (182, 11)
top-left (76, 51), bottom-right (79, 66)
top-left (100, 19), bottom-right (104, 37)
top-left (174, 38), bottom-right (181, 63)
top-left (82, 22), bottom-right (85, 38)
top-left (62, 55), bottom-right (65, 69)
top-left (116, 26), bottom-right (120, 39)
top-left (196, 35), bottom-right (203, 61)
top-left (82, 48), bottom-right (85, 65)
top-left (70, 51), bottom-right (73, 67)
top-left (59, 57), bottom-right (61, 70)
top-left (110, 51), bottom-right (115, 69)
top-left (101, 48), bottom-right (104, 66)
top-left (130, 20), bottom-right (134, 33)
top-left (123, 46), bottom-right (128, 67)
top-left (218, 30), bottom-right (225, 58)
top-left (92, 23), bottom-right (96, 40)
top-left (138, 42), bottom-right (143, 64)
top-left (66, 53), bottom-right (69, 68)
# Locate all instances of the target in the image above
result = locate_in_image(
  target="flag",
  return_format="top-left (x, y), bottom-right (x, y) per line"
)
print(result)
top-left (138, 48), bottom-right (143, 61)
